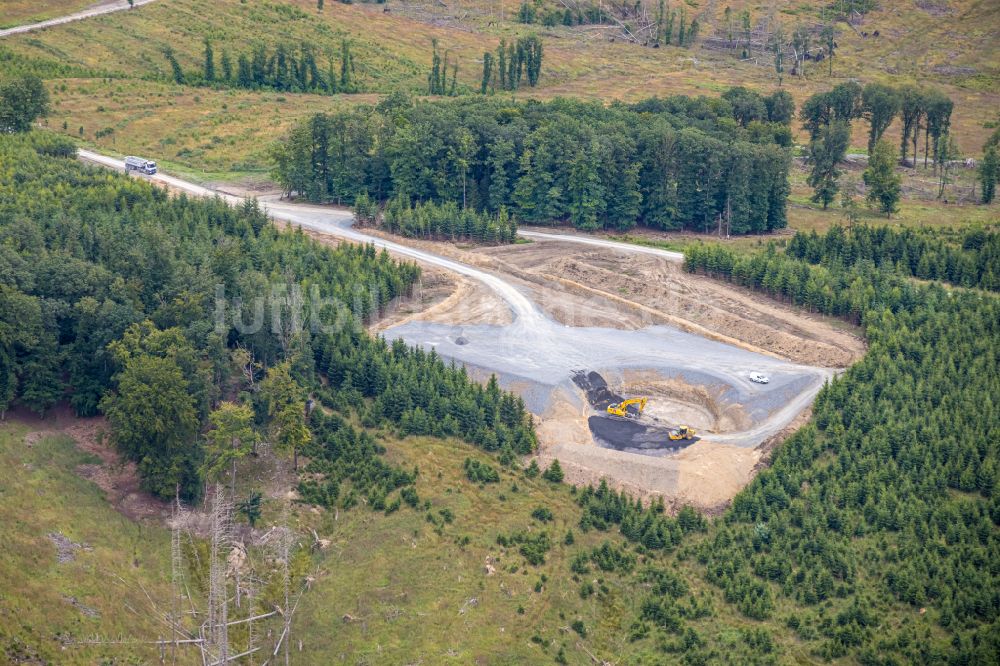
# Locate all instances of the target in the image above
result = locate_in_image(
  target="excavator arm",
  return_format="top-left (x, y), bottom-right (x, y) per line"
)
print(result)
top-left (606, 397), bottom-right (648, 418)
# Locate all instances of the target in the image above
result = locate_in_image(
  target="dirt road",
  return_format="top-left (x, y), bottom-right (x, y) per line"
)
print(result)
top-left (78, 149), bottom-right (845, 509)
top-left (0, 0), bottom-right (158, 37)
top-left (519, 229), bottom-right (685, 262)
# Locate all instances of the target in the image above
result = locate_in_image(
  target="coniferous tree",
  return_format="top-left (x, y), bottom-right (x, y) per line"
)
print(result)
top-left (220, 50), bottom-right (233, 82)
top-left (203, 38), bottom-right (215, 82)
top-left (428, 40), bottom-right (445, 95)
top-left (340, 40), bottom-right (354, 92)
top-left (740, 9), bottom-right (751, 57)
top-left (507, 41), bottom-right (520, 89)
top-left (517, 1), bottom-right (535, 24)
top-left (542, 459), bottom-right (564, 482)
top-left (497, 39), bottom-right (507, 90)
top-left (979, 143), bottom-right (999, 204)
top-left (522, 35), bottom-right (543, 87)
top-left (237, 54), bottom-right (253, 88)
top-left (251, 43), bottom-right (267, 85)
top-left (481, 52), bottom-right (494, 94)
top-left (687, 18), bottom-right (699, 44)
top-left (657, 0), bottom-right (667, 46)
top-left (164, 47), bottom-right (185, 84)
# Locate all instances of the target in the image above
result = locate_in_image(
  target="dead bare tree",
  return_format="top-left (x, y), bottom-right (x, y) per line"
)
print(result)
top-left (205, 484), bottom-right (233, 663)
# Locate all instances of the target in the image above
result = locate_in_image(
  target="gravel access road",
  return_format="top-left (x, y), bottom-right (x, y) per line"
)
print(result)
top-left (0, 0), bottom-right (158, 38)
top-left (77, 150), bottom-right (834, 452)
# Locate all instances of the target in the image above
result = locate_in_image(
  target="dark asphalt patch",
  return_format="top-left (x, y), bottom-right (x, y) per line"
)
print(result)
top-left (571, 370), bottom-right (622, 409)
top-left (573, 370), bottom-right (699, 454)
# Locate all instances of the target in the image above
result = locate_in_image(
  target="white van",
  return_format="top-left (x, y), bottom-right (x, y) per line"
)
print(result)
top-left (124, 156), bottom-right (157, 175)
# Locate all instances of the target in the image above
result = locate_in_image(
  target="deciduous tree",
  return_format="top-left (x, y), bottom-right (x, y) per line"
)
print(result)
top-left (862, 83), bottom-right (900, 154)
top-left (0, 75), bottom-right (50, 133)
top-left (101, 354), bottom-right (200, 499)
top-left (808, 120), bottom-right (851, 209)
top-left (203, 401), bottom-right (258, 492)
top-left (863, 139), bottom-right (901, 217)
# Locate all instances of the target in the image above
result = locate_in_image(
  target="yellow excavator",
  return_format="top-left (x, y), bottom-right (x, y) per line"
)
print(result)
top-left (668, 426), bottom-right (696, 441)
top-left (606, 397), bottom-right (648, 419)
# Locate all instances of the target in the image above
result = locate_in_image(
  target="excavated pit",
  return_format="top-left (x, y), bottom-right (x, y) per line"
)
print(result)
top-left (572, 371), bottom-right (701, 454)
top-left (380, 317), bottom-right (832, 457)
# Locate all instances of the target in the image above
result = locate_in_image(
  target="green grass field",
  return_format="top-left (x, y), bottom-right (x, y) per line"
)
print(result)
top-left (0, 0), bottom-right (97, 29)
top-left (3, 0), bottom-right (995, 230)
top-left (0, 421), bottom-right (171, 664)
top-left (6, 0), bottom-right (999, 153)
top-left (8, 414), bottom-right (937, 665)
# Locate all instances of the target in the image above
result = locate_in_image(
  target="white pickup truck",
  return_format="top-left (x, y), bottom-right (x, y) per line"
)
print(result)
top-left (124, 155), bottom-right (157, 175)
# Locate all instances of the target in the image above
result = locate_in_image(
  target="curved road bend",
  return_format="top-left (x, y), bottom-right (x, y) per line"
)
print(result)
top-left (77, 151), bottom-right (678, 324)
top-left (77, 150), bottom-right (543, 327)
top-left (0, 0), bottom-right (158, 38)
top-left (77, 149), bottom-right (833, 449)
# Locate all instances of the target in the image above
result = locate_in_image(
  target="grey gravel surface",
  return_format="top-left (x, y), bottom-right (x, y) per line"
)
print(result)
top-left (78, 150), bottom-right (836, 451)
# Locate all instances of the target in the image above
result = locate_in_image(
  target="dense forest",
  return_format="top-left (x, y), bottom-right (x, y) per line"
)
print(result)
top-left (271, 92), bottom-right (794, 234)
top-left (0, 132), bottom-right (533, 502)
top-left (787, 224), bottom-right (999, 291)
top-left (678, 229), bottom-right (999, 662)
top-left (542, 226), bottom-right (998, 662)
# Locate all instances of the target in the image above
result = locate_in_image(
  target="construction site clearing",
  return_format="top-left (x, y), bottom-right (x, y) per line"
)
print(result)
top-left (140, 189), bottom-right (863, 514)
top-left (362, 225), bottom-right (866, 511)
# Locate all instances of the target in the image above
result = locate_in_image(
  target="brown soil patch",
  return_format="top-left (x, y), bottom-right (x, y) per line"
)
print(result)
top-left (372, 268), bottom-right (512, 332)
top-left (370, 267), bottom-right (460, 333)
top-left (359, 230), bottom-right (864, 367)
top-left (478, 241), bottom-right (865, 368)
top-left (671, 441), bottom-right (763, 513)
top-left (533, 390), bottom-right (760, 512)
top-left (66, 419), bottom-right (172, 522)
top-left (15, 409), bottom-right (172, 523)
